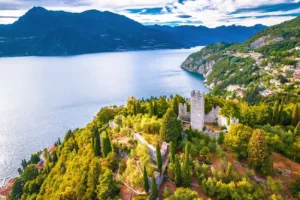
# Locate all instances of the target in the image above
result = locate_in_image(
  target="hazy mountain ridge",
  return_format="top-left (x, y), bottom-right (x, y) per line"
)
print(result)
top-left (149, 24), bottom-right (267, 46)
top-left (0, 7), bottom-right (267, 57)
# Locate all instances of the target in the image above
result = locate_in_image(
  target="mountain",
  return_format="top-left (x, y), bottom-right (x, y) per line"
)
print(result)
top-left (0, 7), bottom-right (267, 57)
top-left (181, 16), bottom-right (300, 101)
top-left (0, 7), bottom-right (182, 56)
top-left (149, 24), bottom-right (267, 46)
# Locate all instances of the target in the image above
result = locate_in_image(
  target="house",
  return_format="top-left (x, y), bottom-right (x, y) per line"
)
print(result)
top-left (295, 46), bottom-right (300, 51)
top-left (294, 70), bottom-right (300, 77)
top-left (236, 90), bottom-right (244, 98)
top-left (265, 66), bottom-right (271, 71)
top-left (270, 79), bottom-right (281, 86)
top-left (226, 85), bottom-right (240, 92)
top-left (282, 65), bottom-right (293, 72)
top-left (259, 89), bottom-right (273, 97)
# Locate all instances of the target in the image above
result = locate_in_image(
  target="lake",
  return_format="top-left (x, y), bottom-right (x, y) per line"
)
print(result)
top-left (0, 47), bottom-right (208, 182)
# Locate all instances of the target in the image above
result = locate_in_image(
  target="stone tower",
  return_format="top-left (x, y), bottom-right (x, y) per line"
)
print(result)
top-left (191, 90), bottom-right (205, 131)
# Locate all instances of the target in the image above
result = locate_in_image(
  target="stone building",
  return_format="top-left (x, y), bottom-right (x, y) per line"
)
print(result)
top-left (178, 91), bottom-right (240, 135)
top-left (191, 90), bottom-right (205, 132)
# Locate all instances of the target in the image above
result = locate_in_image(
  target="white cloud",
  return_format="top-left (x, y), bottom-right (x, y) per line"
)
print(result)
top-left (0, 0), bottom-right (298, 27)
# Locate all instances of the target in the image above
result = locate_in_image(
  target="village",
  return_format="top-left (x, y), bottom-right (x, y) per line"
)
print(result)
top-left (222, 46), bottom-right (300, 100)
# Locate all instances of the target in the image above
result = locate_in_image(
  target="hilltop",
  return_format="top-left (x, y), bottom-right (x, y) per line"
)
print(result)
top-left (8, 93), bottom-right (300, 200)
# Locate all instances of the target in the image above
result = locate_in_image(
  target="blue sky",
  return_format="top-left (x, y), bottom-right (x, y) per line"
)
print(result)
top-left (0, 0), bottom-right (299, 27)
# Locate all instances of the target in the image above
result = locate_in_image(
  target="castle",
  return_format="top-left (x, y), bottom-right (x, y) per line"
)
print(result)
top-left (179, 90), bottom-right (239, 134)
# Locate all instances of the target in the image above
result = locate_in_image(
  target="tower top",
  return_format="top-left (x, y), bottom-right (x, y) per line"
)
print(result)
top-left (191, 90), bottom-right (205, 98)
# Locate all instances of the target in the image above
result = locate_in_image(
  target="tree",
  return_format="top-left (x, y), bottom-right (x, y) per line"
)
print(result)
top-left (101, 131), bottom-right (112, 157)
top-left (10, 177), bottom-right (24, 200)
top-left (294, 122), bottom-right (300, 138)
top-left (224, 124), bottom-right (253, 159)
top-left (52, 151), bottom-right (58, 164)
top-left (156, 144), bottom-right (162, 173)
top-left (175, 156), bottom-right (181, 186)
top-left (96, 168), bottom-right (119, 200)
top-left (272, 101), bottom-right (280, 125)
top-left (217, 132), bottom-right (224, 145)
top-left (76, 171), bottom-right (88, 197)
top-left (21, 164), bottom-right (38, 182)
top-left (278, 102), bottom-right (284, 125)
top-left (151, 176), bottom-right (158, 199)
top-left (160, 109), bottom-right (182, 142)
top-left (86, 160), bottom-right (101, 199)
top-left (225, 162), bottom-right (232, 183)
top-left (170, 141), bottom-right (176, 163)
top-left (291, 104), bottom-right (300, 126)
top-left (153, 101), bottom-right (158, 116)
top-left (199, 146), bottom-right (211, 161)
top-left (165, 187), bottom-right (202, 200)
top-left (248, 129), bottom-right (271, 175)
top-left (172, 97), bottom-right (179, 116)
top-left (143, 166), bottom-right (150, 193)
top-left (183, 143), bottom-right (191, 187)
top-left (290, 177), bottom-right (300, 197)
top-left (92, 126), bottom-right (101, 157)
top-left (149, 101), bottom-right (154, 116)
top-left (157, 96), bottom-right (169, 118)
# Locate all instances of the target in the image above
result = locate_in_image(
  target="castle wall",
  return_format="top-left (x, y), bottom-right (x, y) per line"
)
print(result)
top-left (191, 90), bottom-right (205, 131)
top-left (204, 106), bottom-right (220, 123)
top-left (178, 103), bottom-right (187, 119)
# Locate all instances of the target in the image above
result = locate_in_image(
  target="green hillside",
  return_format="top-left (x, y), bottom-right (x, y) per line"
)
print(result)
top-left (181, 17), bottom-right (300, 104)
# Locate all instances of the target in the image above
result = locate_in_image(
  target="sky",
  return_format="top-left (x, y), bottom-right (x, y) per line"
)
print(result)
top-left (0, 0), bottom-right (299, 27)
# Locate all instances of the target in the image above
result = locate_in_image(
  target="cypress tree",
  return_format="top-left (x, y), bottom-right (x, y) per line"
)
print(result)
top-left (133, 102), bottom-right (137, 115)
top-left (149, 101), bottom-right (154, 116)
top-left (217, 132), bottom-right (224, 145)
top-left (153, 101), bottom-right (158, 116)
top-left (156, 144), bottom-right (162, 173)
top-left (52, 151), bottom-right (58, 164)
top-left (248, 129), bottom-right (270, 175)
top-left (183, 143), bottom-right (191, 187)
top-left (101, 132), bottom-right (112, 157)
top-left (160, 109), bottom-right (182, 142)
top-left (172, 97), bottom-right (179, 116)
top-left (93, 127), bottom-right (101, 157)
top-left (294, 122), bottom-right (300, 138)
top-left (272, 101), bottom-right (279, 125)
top-left (292, 104), bottom-right (300, 126)
top-left (136, 101), bottom-right (141, 114)
top-left (170, 141), bottom-right (176, 163)
top-left (278, 101), bottom-right (284, 125)
top-left (151, 176), bottom-right (158, 199)
top-left (225, 162), bottom-right (232, 183)
top-left (143, 166), bottom-right (149, 193)
top-left (175, 155), bottom-right (181, 186)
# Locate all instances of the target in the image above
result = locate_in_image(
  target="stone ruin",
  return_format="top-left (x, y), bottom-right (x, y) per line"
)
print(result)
top-left (191, 90), bottom-right (205, 131)
top-left (178, 90), bottom-right (239, 136)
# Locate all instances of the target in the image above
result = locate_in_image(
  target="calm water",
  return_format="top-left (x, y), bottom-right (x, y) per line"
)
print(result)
top-left (0, 47), bottom-right (207, 181)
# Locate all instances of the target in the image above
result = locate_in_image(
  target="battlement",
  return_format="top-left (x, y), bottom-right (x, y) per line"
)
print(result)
top-left (191, 90), bottom-right (205, 99)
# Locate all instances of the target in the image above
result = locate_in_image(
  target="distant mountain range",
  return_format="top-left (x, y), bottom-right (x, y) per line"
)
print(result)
top-left (0, 7), bottom-right (267, 57)
top-left (149, 24), bottom-right (267, 47)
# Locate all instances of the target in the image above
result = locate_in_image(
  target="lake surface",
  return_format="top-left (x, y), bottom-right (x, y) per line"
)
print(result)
top-left (0, 47), bottom-right (208, 181)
